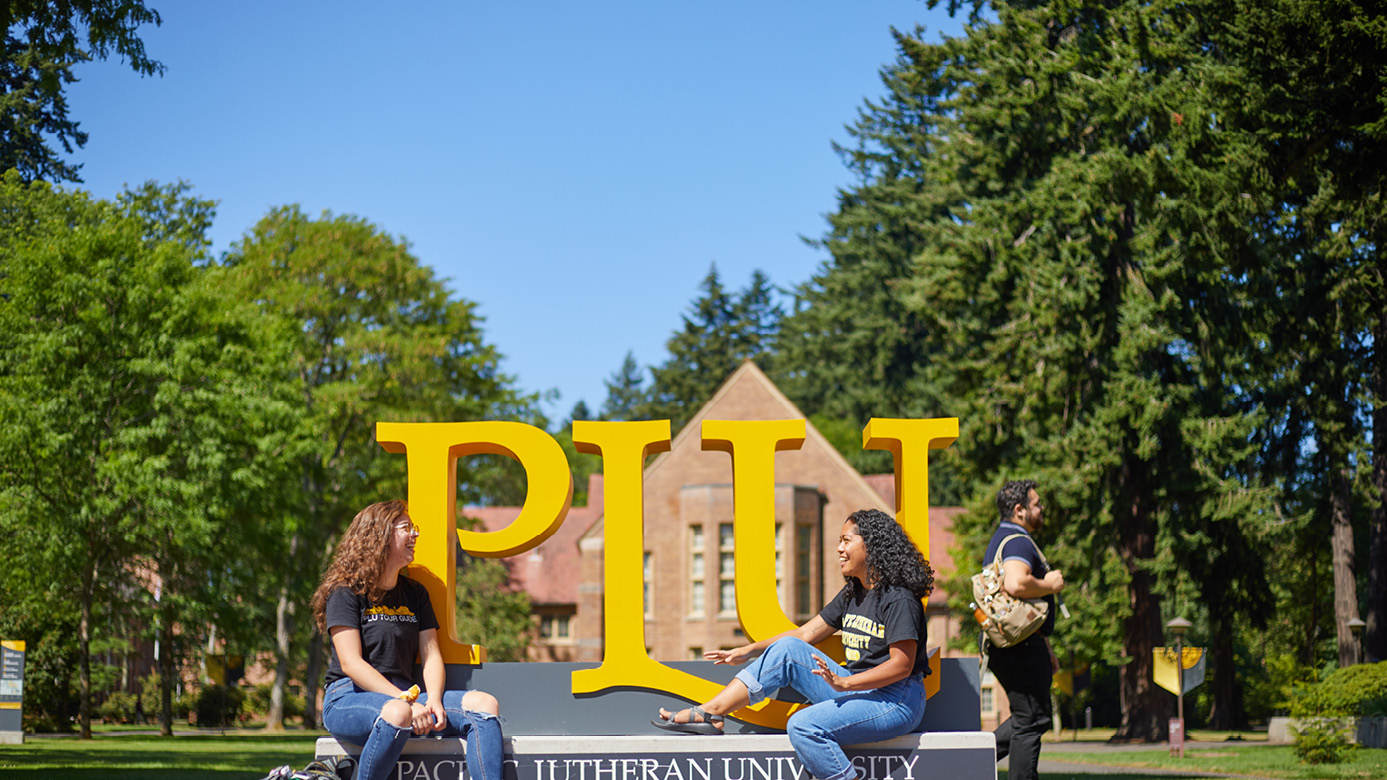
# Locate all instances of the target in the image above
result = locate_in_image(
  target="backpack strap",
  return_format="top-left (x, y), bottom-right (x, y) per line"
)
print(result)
top-left (994, 532), bottom-right (1047, 569)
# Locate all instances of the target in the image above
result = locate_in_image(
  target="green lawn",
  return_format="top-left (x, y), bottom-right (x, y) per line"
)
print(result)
top-left (10, 733), bottom-right (1383, 780)
top-left (0, 734), bottom-right (320, 779)
top-left (1043, 745), bottom-right (1387, 779)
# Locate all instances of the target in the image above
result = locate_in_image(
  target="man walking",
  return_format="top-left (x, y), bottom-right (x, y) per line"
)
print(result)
top-left (986, 479), bottom-right (1064, 780)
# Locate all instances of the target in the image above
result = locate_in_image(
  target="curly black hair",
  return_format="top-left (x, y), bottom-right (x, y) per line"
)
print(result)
top-left (843, 508), bottom-right (934, 601)
top-left (996, 479), bottom-right (1037, 524)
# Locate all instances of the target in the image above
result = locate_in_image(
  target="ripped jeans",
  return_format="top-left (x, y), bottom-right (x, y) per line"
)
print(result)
top-left (734, 638), bottom-right (926, 780)
top-left (322, 676), bottom-right (504, 780)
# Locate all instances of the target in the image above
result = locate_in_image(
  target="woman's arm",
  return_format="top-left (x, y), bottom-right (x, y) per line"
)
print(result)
top-left (812, 639), bottom-right (917, 692)
top-left (417, 628), bottom-right (448, 732)
top-left (329, 626), bottom-right (407, 697)
top-left (707, 615), bottom-right (837, 665)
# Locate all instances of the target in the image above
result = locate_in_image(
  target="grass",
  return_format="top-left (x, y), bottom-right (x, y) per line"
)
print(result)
top-left (0, 733), bottom-right (321, 779)
top-left (8, 731), bottom-right (1382, 780)
top-left (1043, 744), bottom-right (1387, 779)
top-left (1043, 728), bottom-right (1270, 743)
top-left (1002, 775), bottom-right (1204, 780)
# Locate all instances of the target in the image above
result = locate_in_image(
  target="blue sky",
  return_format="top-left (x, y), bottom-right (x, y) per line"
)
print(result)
top-left (68, 2), bottom-right (966, 421)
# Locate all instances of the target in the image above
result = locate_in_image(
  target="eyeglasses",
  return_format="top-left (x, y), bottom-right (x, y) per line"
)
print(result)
top-left (395, 520), bottom-right (419, 535)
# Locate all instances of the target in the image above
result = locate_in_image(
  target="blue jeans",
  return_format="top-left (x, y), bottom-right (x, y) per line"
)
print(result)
top-left (734, 637), bottom-right (926, 780)
top-left (322, 676), bottom-right (504, 780)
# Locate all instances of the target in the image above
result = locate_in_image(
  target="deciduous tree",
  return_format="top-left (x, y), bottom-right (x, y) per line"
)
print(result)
top-left (223, 205), bottom-right (533, 728)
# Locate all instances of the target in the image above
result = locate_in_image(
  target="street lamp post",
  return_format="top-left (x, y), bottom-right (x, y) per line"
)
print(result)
top-left (1167, 617), bottom-right (1192, 758)
top-left (1348, 618), bottom-right (1367, 665)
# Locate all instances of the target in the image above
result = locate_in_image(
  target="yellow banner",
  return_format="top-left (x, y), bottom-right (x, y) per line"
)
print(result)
top-left (1153, 647), bottom-right (1205, 695)
top-left (0, 641), bottom-right (24, 652)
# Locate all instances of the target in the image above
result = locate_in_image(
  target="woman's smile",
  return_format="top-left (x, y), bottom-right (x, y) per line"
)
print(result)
top-left (837, 520), bottom-right (868, 583)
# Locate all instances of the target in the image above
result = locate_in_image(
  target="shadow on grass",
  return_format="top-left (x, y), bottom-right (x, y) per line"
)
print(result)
top-left (0, 766), bottom-right (278, 771)
top-left (0, 741), bottom-right (316, 780)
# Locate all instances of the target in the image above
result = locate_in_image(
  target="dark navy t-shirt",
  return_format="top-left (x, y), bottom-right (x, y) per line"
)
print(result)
top-left (984, 522), bottom-right (1055, 636)
top-left (819, 583), bottom-right (929, 677)
top-left (324, 577), bottom-right (439, 689)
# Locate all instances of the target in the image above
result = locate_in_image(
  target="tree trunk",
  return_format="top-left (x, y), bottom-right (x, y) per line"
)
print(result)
top-left (302, 627), bottom-right (324, 730)
top-left (267, 533), bottom-right (300, 732)
top-left (1206, 618), bottom-right (1244, 730)
top-left (267, 585), bottom-right (293, 731)
top-left (1331, 462), bottom-right (1361, 667)
top-left (78, 560), bottom-right (94, 740)
top-left (1113, 458), bottom-right (1169, 742)
top-left (1368, 308), bottom-right (1387, 663)
top-left (159, 603), bottom-right (176, 737)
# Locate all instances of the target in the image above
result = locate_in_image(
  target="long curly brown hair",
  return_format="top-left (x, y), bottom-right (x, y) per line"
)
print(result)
top-left (311, 500), bottom-right (410, 631)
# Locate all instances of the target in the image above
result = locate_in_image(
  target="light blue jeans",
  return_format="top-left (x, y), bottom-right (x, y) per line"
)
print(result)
top-left (734, 637), bottom-right (926, 780)
top-left (322, 676), bottom-right (504, 780)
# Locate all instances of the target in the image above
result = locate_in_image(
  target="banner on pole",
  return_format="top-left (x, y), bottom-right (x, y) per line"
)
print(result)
top-left (1153, 647), bottom-right (1204, 695)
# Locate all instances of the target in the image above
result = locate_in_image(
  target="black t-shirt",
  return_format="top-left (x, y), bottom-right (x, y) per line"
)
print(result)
top-left (984, 522), bottom-right (1056, 636)
top-left (819, 583), bottom-right (929, 677)
top-left (324, 577), bottom-right (439, 689)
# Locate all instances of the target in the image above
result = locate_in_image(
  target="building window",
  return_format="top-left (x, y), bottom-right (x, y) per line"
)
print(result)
top-left (796, 523), bottom-right (814, 618)
top-left (690, 525), bottom-right (705, 616)
top-left (775, 522), bottom-right (786, 612)
top-left (689, 647), bottom-right (703, 660)
top-left (718, 522), bottom-right (735, 618)
top-left (540, 615), bottom-right (570, 641)
top-left (981, 686), bottom-right (994, 713)
top-left (643, 551), bottom-right (653, 618)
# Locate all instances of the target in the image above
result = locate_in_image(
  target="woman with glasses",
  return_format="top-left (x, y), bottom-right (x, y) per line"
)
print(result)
top-left (310, 500), bottom-right (504, 780)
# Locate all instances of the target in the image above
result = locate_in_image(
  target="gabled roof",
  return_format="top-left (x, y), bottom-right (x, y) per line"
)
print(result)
top-left (643, 361), bottom-right (890, 514)
top-left (462, 474), bottom-right (603, 606)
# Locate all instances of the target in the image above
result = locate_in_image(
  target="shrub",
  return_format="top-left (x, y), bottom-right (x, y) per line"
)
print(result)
top-left (22, 712), bottom-right (72, 734)
top-left (245, 683), bottom-right (305, 720)
top-left (97, 691), bottom-right (138, 724)
top-left (1291, 661), bottom-right (1387, 719)
top-left (1292, 717), bottom-right (1356, 764)
top-left (172, 691), bottom-right (193, 720)
top-left (193, 685), bottom-right (244, 727)
top-left (1288, 660), bottom-right (1387, 764)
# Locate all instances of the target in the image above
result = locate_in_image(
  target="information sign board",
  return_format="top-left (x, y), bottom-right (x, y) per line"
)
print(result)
top-left (0, 640), bottom-right (24, 744)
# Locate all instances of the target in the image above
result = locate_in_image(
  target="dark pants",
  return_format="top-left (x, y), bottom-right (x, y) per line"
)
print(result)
top-left (990, 634), bottom-right (1052, 780)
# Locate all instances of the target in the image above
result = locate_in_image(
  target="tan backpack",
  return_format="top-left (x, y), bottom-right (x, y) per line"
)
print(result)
top-left (971, 533), bottom-right (1050, 649)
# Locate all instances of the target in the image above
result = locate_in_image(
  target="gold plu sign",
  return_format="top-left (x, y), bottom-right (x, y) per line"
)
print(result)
top-left (376, 417), bottom-right (958, 729)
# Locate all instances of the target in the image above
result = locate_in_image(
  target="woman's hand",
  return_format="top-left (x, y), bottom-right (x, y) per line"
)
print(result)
top-left (811, 654), bottom-right (851, 692)
top-left (705, 645), bottom-right (753, 665)
top-left (409, 701), bottom-right (436, 735)
top-left (425, 699), bottom-right (448, 732)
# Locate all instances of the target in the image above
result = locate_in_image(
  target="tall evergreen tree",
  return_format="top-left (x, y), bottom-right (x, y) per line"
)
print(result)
top-left (643, 266), bottom-right (783, 432)
top-left (733, 269), bottom-right (783, 365)
top-left (796, 0), bottom-right (1342, 737)
top-left (1215, 0), bottom-right (1387, 666)
top-left (1, 1), bottom-right (165, 182)
top-left (599, 351), bottom-right (649, 422)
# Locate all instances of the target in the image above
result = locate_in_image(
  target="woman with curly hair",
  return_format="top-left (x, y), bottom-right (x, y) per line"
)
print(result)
top-left (653, 508), bottom-right (934, 780)
top-left (311, 500), bottom-right (503, 780)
